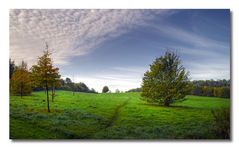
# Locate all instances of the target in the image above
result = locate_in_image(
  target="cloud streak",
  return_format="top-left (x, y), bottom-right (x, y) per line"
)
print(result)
top-left (10, 9), bottom-right (170, 66)
top-left (10, 10), bottom-right (230, 91)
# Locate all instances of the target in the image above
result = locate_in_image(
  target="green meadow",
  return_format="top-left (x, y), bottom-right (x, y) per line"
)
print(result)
top-left (10, 91), bottom-right (230, 139)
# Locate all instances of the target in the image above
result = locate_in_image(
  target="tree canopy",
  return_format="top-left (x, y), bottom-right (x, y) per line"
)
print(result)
top-left (102, 86), bottom-right (109, 93)
top-left (141, 51), bottom-right (191, 106)
top-left (10, 61), bottom-right (32, 97)
top-left (31, 50), bottom-right (61, 112)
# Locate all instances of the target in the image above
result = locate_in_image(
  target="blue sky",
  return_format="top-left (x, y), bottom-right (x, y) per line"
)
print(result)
top-left (10, 9), bottom-right (230, 92)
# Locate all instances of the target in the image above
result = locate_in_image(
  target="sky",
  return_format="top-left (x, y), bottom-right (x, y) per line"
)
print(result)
top-left (10, 9), bottom-right (231, 92)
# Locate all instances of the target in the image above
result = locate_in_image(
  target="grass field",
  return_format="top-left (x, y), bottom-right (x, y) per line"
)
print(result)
top-left (10, 91), bottom-right (230, 139)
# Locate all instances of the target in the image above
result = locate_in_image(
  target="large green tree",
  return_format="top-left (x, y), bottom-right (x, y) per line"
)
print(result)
top-left (10, 61), bottom-right (32, 97)
top-left (31, 49), bottom-right (60, 112)
top-left (141, 51), bottom-right (191, 106)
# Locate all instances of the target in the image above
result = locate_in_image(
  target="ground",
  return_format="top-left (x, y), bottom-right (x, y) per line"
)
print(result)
top-left (10, 91), bottom-right (230, 139)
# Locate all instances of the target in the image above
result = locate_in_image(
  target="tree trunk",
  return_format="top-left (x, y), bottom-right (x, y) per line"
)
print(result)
top-left (20, 82), bottom-right (23, 98)
top-left (53, 86), bottom-right (56, 98)
top-left (164, 99), bottom-right (170, 107)
top-left (46, 82), bottom-right (50, 112)
top-left (51, 86), bottom-right (54, 102)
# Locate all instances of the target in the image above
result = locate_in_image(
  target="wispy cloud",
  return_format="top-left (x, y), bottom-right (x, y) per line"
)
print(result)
top-left (10, 10), bottom-right (230, 91)
top-left (188, 63), bottom-right (230, 80)
top-left (151, 23), bottom-right (229, 50)
top-left (10, 9), bottom-right (170, 66)
top-left (146, 21), bottom-right (230, 80)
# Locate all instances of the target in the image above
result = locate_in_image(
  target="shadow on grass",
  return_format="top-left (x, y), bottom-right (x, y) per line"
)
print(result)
top-left (141, 103), bottom-right (201, 110)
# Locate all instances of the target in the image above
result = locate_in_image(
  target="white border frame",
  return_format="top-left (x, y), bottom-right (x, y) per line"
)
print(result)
top-left (1, 0), bottom-right (239, 150)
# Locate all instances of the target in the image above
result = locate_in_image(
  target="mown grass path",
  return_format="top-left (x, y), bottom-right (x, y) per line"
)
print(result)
top-left (105, 98), bottom-right (130, 128)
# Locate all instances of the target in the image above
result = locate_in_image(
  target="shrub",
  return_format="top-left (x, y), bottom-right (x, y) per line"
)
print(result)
top-left (211, 108), bottom-right (230, 139)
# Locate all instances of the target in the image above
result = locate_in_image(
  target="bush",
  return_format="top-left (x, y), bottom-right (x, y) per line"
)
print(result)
top-left (211, 108), bottom-right (230, 139)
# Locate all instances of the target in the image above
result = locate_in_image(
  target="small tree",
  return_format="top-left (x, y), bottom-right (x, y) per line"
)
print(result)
top-left (102, 86), bottom-right (109, 93)
top-left (141, 51), bottom-right (191, 106)
top-left (10, 61), bottom-right (32, 97)
top-left (31, 48), bottom-right (60, 112)
top-left (90, 88), bottom-right (97, 93)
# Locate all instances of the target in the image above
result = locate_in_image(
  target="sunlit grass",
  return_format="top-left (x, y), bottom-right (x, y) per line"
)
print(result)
top-left (10, 91), bottom-right (230, 139)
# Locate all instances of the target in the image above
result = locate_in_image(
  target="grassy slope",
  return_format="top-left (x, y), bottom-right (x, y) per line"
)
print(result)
top-left (10, 91), bottom-right (230, 139)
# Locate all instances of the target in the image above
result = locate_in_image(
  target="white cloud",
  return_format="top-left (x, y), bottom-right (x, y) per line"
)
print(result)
top-left (188, 63), bottom-right (230, 80)
top-left (151, 23), bottom-right (229, 50)
top-left (63, 66), bottom-right (147, 92)
top-left (147, 22), bottom-right (230, 80)
top-left (10, 9), bottom-right (170, 66)
top-left (10, 10), bottom-right (230, 91)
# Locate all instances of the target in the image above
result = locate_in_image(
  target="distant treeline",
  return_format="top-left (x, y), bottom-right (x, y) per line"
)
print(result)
top-left (126, 88), bottom-right (142, 93)
top-left (10, 59), bottom-right (230, 98)
top-left (191, 80), bottom-right (230, 98)
top-left (127, 79), bottom-right (230, 98)
top-left (33, 77), bottom-right (97, 93)
top-left (10, 59), bottom-right (98, 95)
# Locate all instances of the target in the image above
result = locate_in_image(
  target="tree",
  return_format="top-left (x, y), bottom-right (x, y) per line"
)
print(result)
top-left (65, 77), bottom-right (72, 85)
top-left (141, 51), bottom-right (191, 106)
top-left (115, 89), bottom-right (120, 93)
top-left (9, 59), bottom-right (16, 79)
top-left (10, 61), bottom-right (32, 97)
top-left (31, 49), bottom-right (60, 112)
top-left (90, 88), bottom-right (97, 93)
top-left (102, 86), bottom-right (109, 93)
top-left (75, 82), bottom-right (90, 92)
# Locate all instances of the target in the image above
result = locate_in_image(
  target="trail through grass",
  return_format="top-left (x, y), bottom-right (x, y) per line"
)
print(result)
top-left (10, 91), bottom-right (230, 139)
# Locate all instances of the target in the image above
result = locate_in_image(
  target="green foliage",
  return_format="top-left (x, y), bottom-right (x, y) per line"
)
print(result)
top-left (102, 86), bottom-right (109, 93)
top-left (213, 87), bottom-right (230, 98)
top-left (10, 61), bottom-right (32, 96)
top-left (191, 80), bottom-right (230, 98)
top-left (31, 51), bottom-right (60, 88)
top-left (126, 88), bottom-right (141, 92)
top-left (141, 51), bottom-right (191, 106)
top-left (192, 86), bottom-right (230, 98)
top-left (75, 82), bottom-right (90, 92)
top-left (31, 50), bottom-right (61, 112)
top-left (192, 79), bottom-right (230, 87)
top-left (56, 78), bottom-right (97, 93)
top-left (211, 108), bottom-right (230, 139)
top-left (10, 91), bottom-right (230, 139)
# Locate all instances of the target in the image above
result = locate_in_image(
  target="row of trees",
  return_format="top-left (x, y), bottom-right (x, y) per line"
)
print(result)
top-left (10, 60), bottom-right (112, 95)
top-left (10, 46), bottom-right (112, 112)
top-left (10, 61), bottom-right (32, 97)
top-left (129, 80), bottom-right (230, 98)
top-left (10, 49), bottom-right (230, 109)
top-left (191, 86), bottom-right (230, 98)
top-left (191, 80), bottom-right (230, 98)
top-left (126, 88), bottom-right (141, 93)
top-left (10, 48), bottom-right (61, 112)
top-left (57, 78), bottom-right (97, 94)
